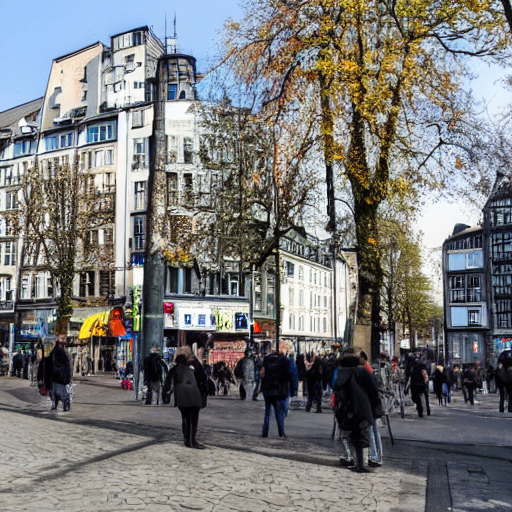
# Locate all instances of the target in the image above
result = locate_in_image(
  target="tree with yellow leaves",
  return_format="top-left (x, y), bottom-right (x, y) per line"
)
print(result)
top-left (219, 0), bottom-right (510, 359)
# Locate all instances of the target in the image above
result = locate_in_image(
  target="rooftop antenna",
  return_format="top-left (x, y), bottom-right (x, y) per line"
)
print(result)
top-left (166, 10), bottom-right (178, 54)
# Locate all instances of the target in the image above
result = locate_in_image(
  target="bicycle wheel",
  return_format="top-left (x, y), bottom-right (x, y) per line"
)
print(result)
top-left (385, 413), bottom-right (394, 445)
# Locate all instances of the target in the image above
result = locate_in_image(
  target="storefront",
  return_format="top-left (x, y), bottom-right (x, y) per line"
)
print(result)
top-left (76, 307), bottom-right (126, 374)
top-left (164, 300), bottom-right (249, 364)
top-left (447, 332), bottom-right (485, 364)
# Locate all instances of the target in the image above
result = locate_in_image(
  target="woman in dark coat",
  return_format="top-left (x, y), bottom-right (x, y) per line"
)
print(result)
top-left (171, 346), bottom-right (206, 449)
top-left (433, 365), bottom-right (448, 406)
top-left (46, 340), bottom-right (72, 412)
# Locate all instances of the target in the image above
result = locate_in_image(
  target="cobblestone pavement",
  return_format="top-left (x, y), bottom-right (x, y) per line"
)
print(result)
top-left (0, 379), bottom-right (426, 512)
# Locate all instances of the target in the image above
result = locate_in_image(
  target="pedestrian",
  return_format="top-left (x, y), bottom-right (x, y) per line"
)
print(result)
top-left (261, 351), bottom-right (295, 438)
top-left (234, 349), bottom-right (256, 400)
top-left (11, 347), bottom-right (23, 378)
top-left (406, 359), bottom-right (429, 417)
top-left (433, 365), bottom-right (447, 406)
top-left (45, 338), bottom-right (73, 412)
top-left (169, 346), bottom-right (206, 449)
top-left (495, 350), bottom-right (512, 413)
top-left (284, 353), bottom-right (299, 416)
top-left (462, 363), bottom-right (478, 406)
top-left (252, 354), bottom-right (262, 400)
top-left (296, 353), bottom-right (307, 397)
top-left (333, 348), bottom-right (383, 472)
top-left (143, 346), bottom-right (166, 405)
top-left (360, 351), bottom-right (373, 375)
top-left (305, 354), bottom-right (323, 413)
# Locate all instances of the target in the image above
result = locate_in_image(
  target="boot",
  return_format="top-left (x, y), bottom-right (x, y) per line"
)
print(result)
top-left (63, 399), bottom-right (70, 412)
top-left (350, 447), bottom-right (370, 473)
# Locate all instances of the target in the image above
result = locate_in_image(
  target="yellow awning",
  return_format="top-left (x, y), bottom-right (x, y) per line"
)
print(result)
top-left (78, 311), bottom-right (110, 340)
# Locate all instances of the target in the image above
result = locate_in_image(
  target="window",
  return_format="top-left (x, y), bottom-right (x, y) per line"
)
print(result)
top-left (131, 253), bottom-right (144, 266)
top-left (87, 122), bottom-right (116, 144)
top-left (167, 135), bottom-right (177, 163)
top-left (310, 292), bottom-right (313, 309)
top-left (184, 314), bottom-right (192, 325)
top-left (309, 269), bottom-right (312, 283)
top-left (134, 82), bottom-right (145, 89)
top-left (184, 268), bottom-right (193, 293)
top-left (451, 307), bottom-right (468, 327)
top-left (299, 316), bottom-right (304, 331)
top-left (183, 173), bottom-right (193, 205)
top-left (99, 270), bottom-right (115, 298)
top-left (467, 275), bottom-right (481, 302)
top-left (449, 275), bottom-right (465, 303)
top-left (133, 138), bottom-right (147, 170)
top-left (45, 136), bottom-right (58, 151)
top-left (468, 310), bottom-right (481, 325)
top-left (4, 167), bottom-right (12, 186)
top-left (60, 133), bottom-right (73, 148)
top-left (289, 287), bottom-right (294, 307)
top-left (134, 181), bottom-right (147, 210)
top-left (20, 276), bottom-right (29, 299)
top-left (324, 273), bottom-right (328, 287)
top-left (133, 216), bottom-right (145, 251)
top-left (4, 242), bottom-right (16, 266)
top-left (132, 110), bottom-right (144, 128)
top-left (168, 84), bottom-right (177, 100)
top-left (183, 137), bottom-right (194, 164)
top-left (87, 126), bottom-right (99, 143)
top-left (79, 271), bottom-right (95, 297)
top-left (286, 261), bottom-right (295, 277)
top-left (324, 296), bottom-right (327, 308)
top-left (289, 314), bottom-right (295, 330)
top-left (105, 149), bottom-right (114, 165)
top-left (179, 90), bottom-right (186, 100)
top-left (14, 140), bottom-right (31, 156)
top-left (496, 300), bottom-right (512, 328)
top-left (323, 317), bottom-right (327, 332)
top-left (198, 314), bottom-right (206, 326)
top-left (103, 228), bottom-right (113, 244)
top-left (94, 150), bottom-right (104, 168)
top-left (6, 192), bottom-right (17, 210)
top-left (299, 290), bottom-right (304, 307)
top-left (298, 266), bottom-right (304, 280)
top-left (235, 313), bottom-right (248, 330)
top-left (467, 251), bottom-right (483, 268)
top-left (167, 267), bottom-right (179, 294)
top-left (314, 271), bottom-right (317, 285)
top-left (167, 173), bottom-right (178, 206)
top-left (90, 230), bottom-right (99, 245)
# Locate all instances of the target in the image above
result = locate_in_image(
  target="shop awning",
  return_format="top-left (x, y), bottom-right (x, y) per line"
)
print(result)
top-left (77, 308), bottom-right (126, 340)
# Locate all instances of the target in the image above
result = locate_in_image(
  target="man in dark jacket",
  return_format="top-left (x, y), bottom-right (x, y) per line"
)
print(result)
top-left (333, 348), bottom-right (382, 472)
top-left (261, 351), bottom-right (296, 438)
top-left (143, 346), bottom-right (166, 405)
top-left (305, 354), bottom-right (323, 413)
top-left (46, 340), bottom-right (73, 412)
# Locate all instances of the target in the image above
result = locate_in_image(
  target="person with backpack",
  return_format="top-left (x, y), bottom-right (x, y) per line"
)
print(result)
top-left (406, 359), bottom-right (430, 417)
top-left (234, 349), bottom-right (256, 400)
top-left (260, 351), bottom-right (297, 438)
top-left (333, 348), bottom-right (382, 473)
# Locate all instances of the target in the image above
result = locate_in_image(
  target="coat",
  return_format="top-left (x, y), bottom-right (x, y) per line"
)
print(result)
top-left (47, 345), bottom-right (72, 386)
top-left (172, 358), bottom-right (203, 408)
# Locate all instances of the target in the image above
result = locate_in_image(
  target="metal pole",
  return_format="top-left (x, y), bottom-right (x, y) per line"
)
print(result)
top-left (249, 263), bottom-right (255, 345)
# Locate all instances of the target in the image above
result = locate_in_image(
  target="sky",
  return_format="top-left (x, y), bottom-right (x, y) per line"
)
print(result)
top-left (0, 0), bottom-right (242, 111)
top-left (0, 0), bottom-right (510, 283)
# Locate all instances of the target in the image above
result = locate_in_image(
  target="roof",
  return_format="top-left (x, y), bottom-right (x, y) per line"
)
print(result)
top-left (54, 42), bottom-right (104, 63)
top-left (111, 26), bottom-right (150, 39)
top-left (444, 225), bottom-right (483, 242)
top-left (0, 98), bottom-right (43, 136)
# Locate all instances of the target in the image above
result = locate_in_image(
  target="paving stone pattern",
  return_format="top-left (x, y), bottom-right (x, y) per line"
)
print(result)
top-left (0, 408), bottom-right (425, 512)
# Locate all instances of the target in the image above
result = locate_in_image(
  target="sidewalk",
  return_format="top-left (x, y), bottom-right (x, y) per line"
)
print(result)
top-left (0, 378), bottom-right (426, 512)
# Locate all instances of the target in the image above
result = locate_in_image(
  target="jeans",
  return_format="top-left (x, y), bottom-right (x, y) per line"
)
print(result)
top-left (179, 406), bottom-right (200, 446)
top-left (146, 380), bottom-right (161, 404)
top-left (369, 422), bottom-right (382, 463)
top-left (262, 396), bottom-right (286, 437)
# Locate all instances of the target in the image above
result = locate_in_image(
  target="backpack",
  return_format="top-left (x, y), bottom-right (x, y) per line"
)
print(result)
top-left (334, 368), bottom-right (373, 431)
top-left (263, 354), bottom-right (288, 398)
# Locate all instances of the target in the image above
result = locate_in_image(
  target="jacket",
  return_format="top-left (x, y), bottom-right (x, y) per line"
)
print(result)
top-left (261, 353), bottom-right (291, 400)
top-left (47, 345), bottom-right (72, 386)
top-left (173, 357), bottom-right (203, 408)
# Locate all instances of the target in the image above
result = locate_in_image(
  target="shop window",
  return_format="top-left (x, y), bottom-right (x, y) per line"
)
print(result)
top-left (235, 313), bottom-right (248, 330)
